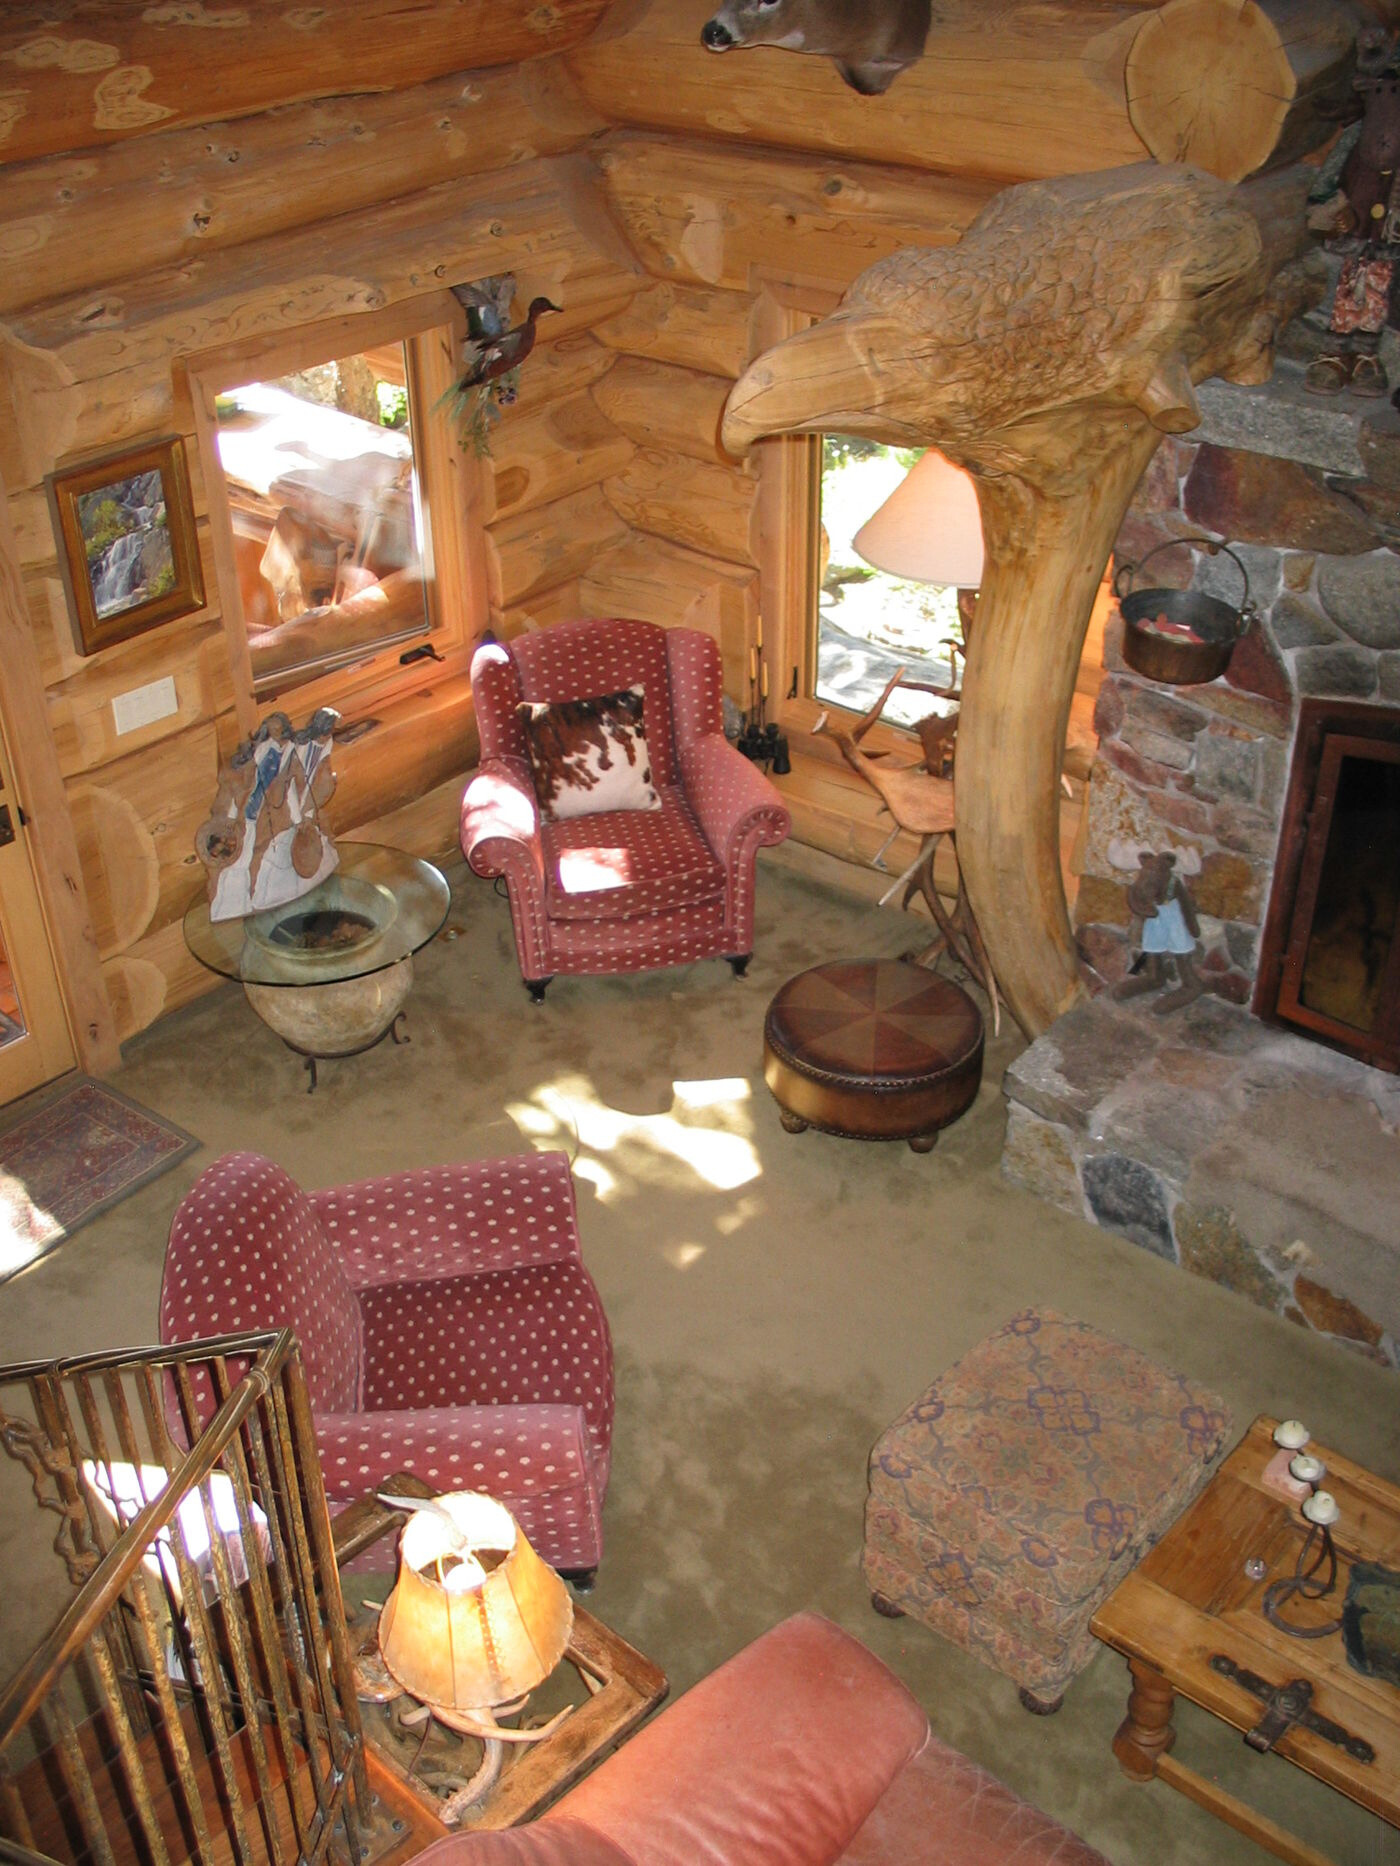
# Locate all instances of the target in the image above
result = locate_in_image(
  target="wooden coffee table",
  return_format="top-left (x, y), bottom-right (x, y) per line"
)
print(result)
top-left (1091, 1416), bottom-right (1400, 1866)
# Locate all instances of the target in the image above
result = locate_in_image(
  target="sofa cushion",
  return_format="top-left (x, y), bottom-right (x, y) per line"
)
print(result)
top-left (541, 787), bottom-right (725, 921)
top-left (557, 1613), bottom-right (928, 1866)
top-left (838, 1728), bottom-right (1112, 1864)
top-left (519, 684), bottom-right (662, 822)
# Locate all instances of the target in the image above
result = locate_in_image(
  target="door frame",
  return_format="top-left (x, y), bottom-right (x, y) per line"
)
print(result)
top-left (0, 462), bottom-right (120, 1081)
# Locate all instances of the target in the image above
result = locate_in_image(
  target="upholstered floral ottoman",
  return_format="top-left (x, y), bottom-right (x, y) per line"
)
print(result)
top-left (862, 1309), bottom-right (1231, 1712)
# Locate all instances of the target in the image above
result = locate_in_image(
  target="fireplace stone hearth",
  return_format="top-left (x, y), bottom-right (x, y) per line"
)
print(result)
top-left (1003, 993), bottom-right (1400, 1366)
top-left (1002, 363), bottom-right (1400, 1369)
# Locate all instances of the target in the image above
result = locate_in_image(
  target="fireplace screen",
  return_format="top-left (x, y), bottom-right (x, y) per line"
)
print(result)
top-left (1260, 701), bottom-right (1400, 1070)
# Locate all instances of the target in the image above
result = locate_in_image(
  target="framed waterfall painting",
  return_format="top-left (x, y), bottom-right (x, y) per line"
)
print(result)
top-left (46, 436), bottom-right (205, 656)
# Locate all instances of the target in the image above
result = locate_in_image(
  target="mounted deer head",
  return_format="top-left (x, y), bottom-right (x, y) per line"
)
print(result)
top-left (700, 0), bottom-right (931, 94)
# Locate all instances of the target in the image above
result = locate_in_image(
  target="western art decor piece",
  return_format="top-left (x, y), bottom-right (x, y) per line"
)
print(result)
top-left (194, 708), bottom-right (338, 921)
top-left (442, 275), bottom-right (560, 454)
top-left (45, 435), bottom-right (205, 656)
top-left (1107, 840), bottom-right (1205, 1015)
top-left (722, 160), bottom-right (1317, 1036)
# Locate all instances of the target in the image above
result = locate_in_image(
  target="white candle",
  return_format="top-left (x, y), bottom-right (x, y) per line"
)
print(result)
top-left (1302, 1490), bottom-right (1339, 1527)
top-left (749, 648), bottom-right (757, 684)
top-left (756, 617), bottom-right (763, 651)
top-left (761, 662), bottom-right (768, 698)
top-left (1290, 1453), bottom-right (1326, 1485)
top-left (1274, 1419), bottom-right (1310, 1451)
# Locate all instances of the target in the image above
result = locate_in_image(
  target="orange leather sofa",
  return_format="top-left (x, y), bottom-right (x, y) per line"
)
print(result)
top-left (414, 1612), bottom-right (1113, 1865)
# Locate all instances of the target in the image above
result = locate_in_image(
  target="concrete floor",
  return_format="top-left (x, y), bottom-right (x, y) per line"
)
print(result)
top-left (1, 850), bottom-right (1397, 1864)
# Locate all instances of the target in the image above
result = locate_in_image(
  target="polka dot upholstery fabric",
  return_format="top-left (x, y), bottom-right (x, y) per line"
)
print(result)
top-left (162, 1152), bottom-right (362, 1413)
top-left (542, 788), bottom-right (724, 922)
top-left (463, 619), bottom-right (790, 984)
top-left (161, 1150), bottom-right (614, 1571)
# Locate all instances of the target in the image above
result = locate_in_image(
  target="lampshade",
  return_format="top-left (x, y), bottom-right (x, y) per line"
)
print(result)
top-left (852, 449), bottom-right (984, 588)
top-left (378, 1492), bottom-right (573, 1713)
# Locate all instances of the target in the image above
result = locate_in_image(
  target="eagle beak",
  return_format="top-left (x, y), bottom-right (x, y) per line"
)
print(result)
top-left (720, 312), bottom-right (920, 455)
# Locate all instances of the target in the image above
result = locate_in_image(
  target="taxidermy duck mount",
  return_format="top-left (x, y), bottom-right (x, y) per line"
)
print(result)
top-left (700, 0), bottom-right (930, 94)
top-left (722, 160), bottom-right (1319, 1036)
top-left (441, 277), bottom-right (561, 454)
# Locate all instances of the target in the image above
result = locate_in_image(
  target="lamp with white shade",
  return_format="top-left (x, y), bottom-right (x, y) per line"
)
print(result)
top-left (377, 1491), bottom-right (575, 1821)
top-left (851, 448), bottom-right (985, 632)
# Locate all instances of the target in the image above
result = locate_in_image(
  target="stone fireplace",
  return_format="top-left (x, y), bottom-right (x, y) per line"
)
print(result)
top-left (1002, 363), bottom-right (1400, 1370)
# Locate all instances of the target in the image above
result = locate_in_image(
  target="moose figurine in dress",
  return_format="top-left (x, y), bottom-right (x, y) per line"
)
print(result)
top-left (1107, 839), bottom-right (1206, 1015)
top-left (700, 0), bottom-right (931, 94)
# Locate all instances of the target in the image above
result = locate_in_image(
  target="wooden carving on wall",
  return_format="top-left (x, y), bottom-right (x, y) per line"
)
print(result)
top-left (722, 160), bottom-right (1317, 1036)
top-left (195, 710), bottom-right (339, 922)
top-left (699, 0), bottom-right (931, 94)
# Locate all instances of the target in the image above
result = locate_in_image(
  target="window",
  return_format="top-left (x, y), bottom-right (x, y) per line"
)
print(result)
top-left (189, 297), bottom-right (479, 725)
top-left (213, 343), bottom-right (430, 693)
top-left (814, 435), bottom-right (963, 734)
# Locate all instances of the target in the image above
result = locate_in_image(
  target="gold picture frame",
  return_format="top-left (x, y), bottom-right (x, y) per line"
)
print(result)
top-left (46, 436), bottom-right (205, 656)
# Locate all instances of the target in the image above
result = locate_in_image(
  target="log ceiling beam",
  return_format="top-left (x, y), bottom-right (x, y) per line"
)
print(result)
top-left (0, 63), bottom-right (607, 317)
top-left (0, 0), bottom-right (614, 167)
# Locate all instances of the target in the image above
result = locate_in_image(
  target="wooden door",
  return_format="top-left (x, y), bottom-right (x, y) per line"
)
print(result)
top-left (0, 714), bottom-right (75, 1105)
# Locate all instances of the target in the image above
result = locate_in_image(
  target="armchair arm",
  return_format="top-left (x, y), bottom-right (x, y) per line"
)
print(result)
top-left (313, 1151), bottom-right (581, 1291)
top-left (461, 756), bottom-right (545, 885)
top-left (679, 733), bottom-right (791, 866)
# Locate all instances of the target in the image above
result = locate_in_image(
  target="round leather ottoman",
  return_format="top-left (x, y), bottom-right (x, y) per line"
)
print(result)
top-left (763, 958), bottom-right (984, 1152)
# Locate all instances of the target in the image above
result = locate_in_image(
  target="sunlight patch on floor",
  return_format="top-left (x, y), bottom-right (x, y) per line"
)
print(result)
top-left (0, 1173), bottom-right (61, 1281)
top-left (504, 1073), bottom-right (761, 1200)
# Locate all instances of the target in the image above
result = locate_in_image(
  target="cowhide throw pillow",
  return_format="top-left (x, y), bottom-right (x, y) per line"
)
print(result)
top-left (517, 683), bottom-right (663, 821)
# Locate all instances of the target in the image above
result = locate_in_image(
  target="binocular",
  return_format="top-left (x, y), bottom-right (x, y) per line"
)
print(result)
top-left (736, 721), bottom-right (791, 775)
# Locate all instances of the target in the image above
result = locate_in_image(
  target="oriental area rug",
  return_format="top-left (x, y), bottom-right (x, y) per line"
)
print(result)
top-left (0, 1078), bottom-right (198, 1285)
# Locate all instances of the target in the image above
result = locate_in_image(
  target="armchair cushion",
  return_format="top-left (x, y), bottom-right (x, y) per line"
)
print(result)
top-left (314, 1402), bottom-right (602, 1568)
top-left (359, 1260), bottom-right (614, 1460)
top-left (542, 788), bottom-right (724, 922)
top-left (518, 684), bottom-right (662, 822)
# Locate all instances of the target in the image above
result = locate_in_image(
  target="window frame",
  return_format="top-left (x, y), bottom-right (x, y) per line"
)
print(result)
top-left (752, 279), bottom-right (932, 776)
top-left (184, 291), bottom-right (486, 736)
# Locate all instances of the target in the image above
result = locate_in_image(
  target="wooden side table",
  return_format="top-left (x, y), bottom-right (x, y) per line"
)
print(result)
top-left (334, 1479), bottom-right (668, 1838)
top-left (1091, 1417), bottom-right (1400, 1866)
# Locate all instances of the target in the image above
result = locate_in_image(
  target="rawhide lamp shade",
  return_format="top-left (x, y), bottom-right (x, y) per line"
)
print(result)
top-left (852, 449), bottom-right (985, 589)
top-left (379, 1492), bottom-right (573, 1713)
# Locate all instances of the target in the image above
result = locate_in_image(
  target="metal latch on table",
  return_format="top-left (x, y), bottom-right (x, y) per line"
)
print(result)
top-left (1209, 1654), bottom-right (1375, 1763)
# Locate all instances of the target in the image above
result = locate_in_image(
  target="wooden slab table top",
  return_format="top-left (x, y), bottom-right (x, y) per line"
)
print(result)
top-left (1090, 1415), bottom-right (1400, 1866)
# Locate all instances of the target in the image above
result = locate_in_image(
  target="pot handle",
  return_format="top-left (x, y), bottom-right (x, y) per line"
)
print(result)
top-left (1113, 537), bottom-right (1253, 617)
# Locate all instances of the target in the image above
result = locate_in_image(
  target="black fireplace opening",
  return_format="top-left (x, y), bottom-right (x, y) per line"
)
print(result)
top-left (1256, 699), bottom-right (1400, 1072)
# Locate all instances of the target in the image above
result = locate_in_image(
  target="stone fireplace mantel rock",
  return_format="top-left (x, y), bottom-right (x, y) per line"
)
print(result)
top-left (1002, 359), bottom-right (1400, 1372)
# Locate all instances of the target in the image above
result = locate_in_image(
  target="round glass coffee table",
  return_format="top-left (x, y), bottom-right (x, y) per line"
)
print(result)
top-left (184, 842), bottom-right (450, 1090)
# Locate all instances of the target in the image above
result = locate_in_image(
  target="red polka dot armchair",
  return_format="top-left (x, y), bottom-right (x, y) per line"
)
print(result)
top-left (160, 1149), bottom-right (613, 1582)
top-left (462, 617), bottom-right (791, 1000)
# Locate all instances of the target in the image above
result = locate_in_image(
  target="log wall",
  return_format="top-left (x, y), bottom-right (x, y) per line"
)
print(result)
top-left (0, 66), bottom-right (638, 1049)
top-left (0, 0), bottom-right (1349, 1059)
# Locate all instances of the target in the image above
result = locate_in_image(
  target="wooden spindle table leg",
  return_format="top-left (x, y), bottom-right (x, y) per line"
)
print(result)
top-left (1112, 1657), bottom-right (1177, 1780)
